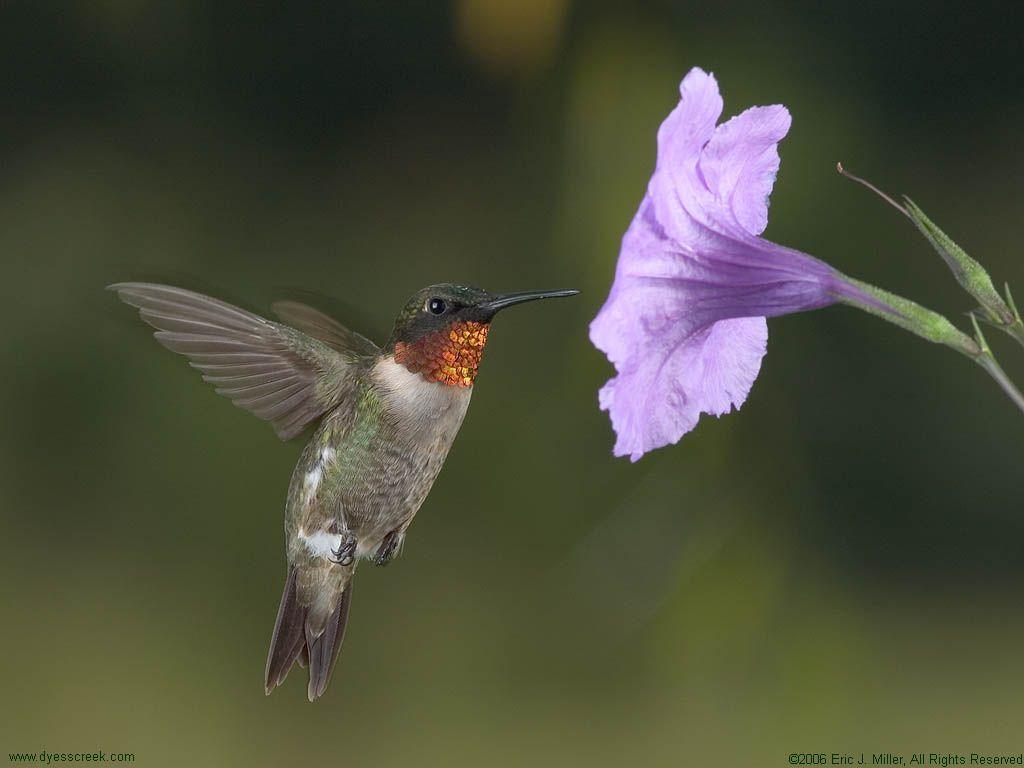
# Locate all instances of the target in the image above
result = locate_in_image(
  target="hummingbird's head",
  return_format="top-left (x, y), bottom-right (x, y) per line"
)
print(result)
top-left (388, 283), bottom-right (578, 387)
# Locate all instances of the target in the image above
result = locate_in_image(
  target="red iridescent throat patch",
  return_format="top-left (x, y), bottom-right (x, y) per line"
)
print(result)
top-left (394, 321), bottom-right (490, 387)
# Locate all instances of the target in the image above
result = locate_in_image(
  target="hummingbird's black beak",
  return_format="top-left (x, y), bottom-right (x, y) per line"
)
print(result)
top-left (479, 289), bottom-right (579, 315)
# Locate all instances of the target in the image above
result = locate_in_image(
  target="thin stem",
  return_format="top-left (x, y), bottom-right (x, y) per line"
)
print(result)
top-left (1006, 323), bottom-right (1024, 351)
top-left (836, 163), bottom-right (911, 220)
top-left (833, 275), bottom-right (1024, 417)
top-left (835, 275), bottom-right (980, 357)
top-left (976, 354), bottom-right (1024, 415)
top-left (968, 315), bottom-right (1024, 416)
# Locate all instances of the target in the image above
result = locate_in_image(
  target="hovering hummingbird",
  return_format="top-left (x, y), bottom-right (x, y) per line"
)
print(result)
top-left (109, 281), bottom-right (577, 700)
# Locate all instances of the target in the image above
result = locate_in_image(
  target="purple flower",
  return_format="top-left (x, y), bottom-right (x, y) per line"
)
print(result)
top-left (590, 67), bottom-right (875, 460)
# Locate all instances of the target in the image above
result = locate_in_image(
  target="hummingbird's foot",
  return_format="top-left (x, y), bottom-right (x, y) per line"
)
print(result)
top-left (373, 531), bottom-right (401, 567)
top-left (330, 533), bottom-right (357, 567)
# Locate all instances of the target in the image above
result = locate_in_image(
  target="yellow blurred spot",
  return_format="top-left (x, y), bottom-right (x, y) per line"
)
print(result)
top-left (454, 0), bottom-right (571, 76)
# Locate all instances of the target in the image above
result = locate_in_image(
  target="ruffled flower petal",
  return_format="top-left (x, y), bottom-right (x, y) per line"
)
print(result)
top-left (590, 67), bottom-right (851, 459)
top-left (649, 68), bottom-right (725, 247)
top-left (590, 197), bottom-right (772, 460)
top-left (598, 316), bottom-right (767, 461)
top-left (699, 104), bottom-right (791, 237)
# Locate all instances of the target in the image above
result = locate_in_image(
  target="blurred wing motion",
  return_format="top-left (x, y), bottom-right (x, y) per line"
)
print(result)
top-left (272, 299), bottom-right (379, 357)
top-left (109, 282), bottom-right (379, 439)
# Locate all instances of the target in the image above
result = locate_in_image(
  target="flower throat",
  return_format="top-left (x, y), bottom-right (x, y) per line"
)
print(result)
top-left (394, 321), bottom-right (490, 387)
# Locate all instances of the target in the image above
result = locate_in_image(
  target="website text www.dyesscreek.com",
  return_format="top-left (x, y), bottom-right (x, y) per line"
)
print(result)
top-left (8, 750), bottom-right (134, 763)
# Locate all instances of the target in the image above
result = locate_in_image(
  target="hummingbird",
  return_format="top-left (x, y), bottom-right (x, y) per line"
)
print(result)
top-left (109, 281), bottom-right (577, 701)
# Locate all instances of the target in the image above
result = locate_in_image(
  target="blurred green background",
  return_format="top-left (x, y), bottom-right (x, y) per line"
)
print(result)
top-left (2, 2), bottom-right (1023, 765)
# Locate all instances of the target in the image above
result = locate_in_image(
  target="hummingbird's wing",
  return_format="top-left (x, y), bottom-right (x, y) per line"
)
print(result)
top-left (271, 300), bottom-right (380, 357)
top-left (110, 282), bottom-right (363, 440)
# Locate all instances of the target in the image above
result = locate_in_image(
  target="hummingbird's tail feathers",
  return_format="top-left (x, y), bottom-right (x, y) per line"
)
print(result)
top-left (305, 581), bottom-right (354, 702)
top-left (265, 567), bottom-right (306, 695)
top-left (108, 282), bottom-right (362, 440)
top-left (264, 567), bottom-right (354, 701)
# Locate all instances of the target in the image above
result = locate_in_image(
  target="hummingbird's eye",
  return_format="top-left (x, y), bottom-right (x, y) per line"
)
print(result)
top-left (426, 298), bottom-right (447, 315)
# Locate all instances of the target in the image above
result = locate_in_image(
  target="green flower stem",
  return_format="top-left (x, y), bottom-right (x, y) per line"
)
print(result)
top-left (970, 315), bottom-right (1024, 414)
top-left (837, 277), bottom-right (979, 355)
top-left (975, 354), bottom-right (1024, 414)
top-left (832, 275), bottom-right (1024, 416)
top-left (836, 166), bottom-right (1024, 353)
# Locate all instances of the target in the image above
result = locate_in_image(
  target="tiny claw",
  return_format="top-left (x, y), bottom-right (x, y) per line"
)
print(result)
top-left (331, 534), bottom-right (357, 566)
top-left (373, 531), bottom-right (401, 567)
